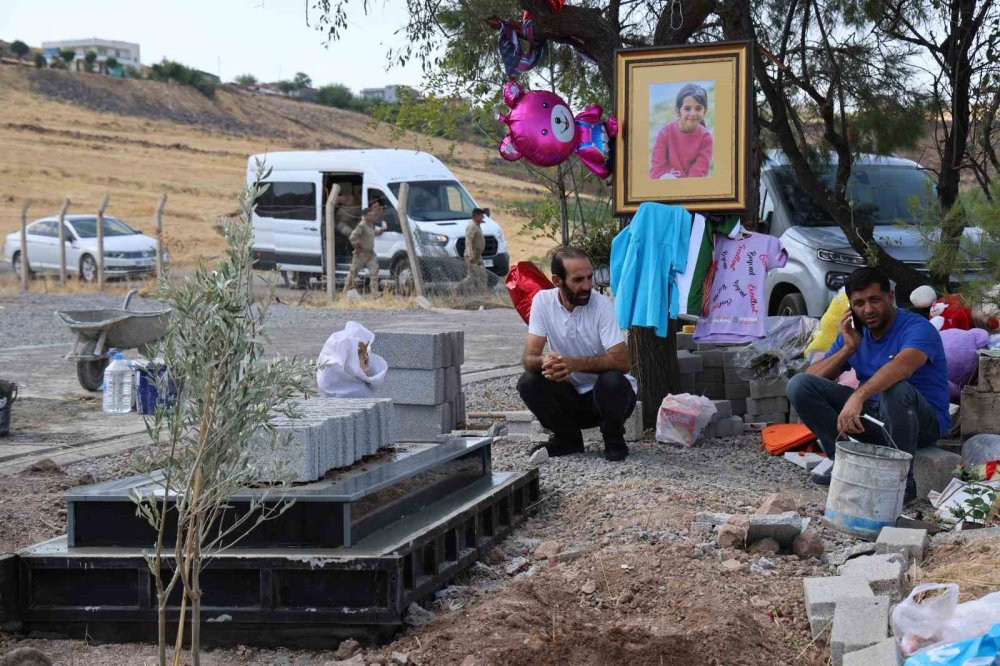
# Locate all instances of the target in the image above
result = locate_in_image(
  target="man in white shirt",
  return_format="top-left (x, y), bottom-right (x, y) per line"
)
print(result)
top-left (518, 247), bottom-right (638, 461)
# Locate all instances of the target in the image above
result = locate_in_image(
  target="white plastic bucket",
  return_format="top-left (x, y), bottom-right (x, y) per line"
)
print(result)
top-left (823, 440), bottom-right (912, 540)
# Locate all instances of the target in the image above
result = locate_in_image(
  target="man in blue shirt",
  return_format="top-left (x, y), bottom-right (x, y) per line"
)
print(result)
top-left (787, 267), bottom-right (951, 505)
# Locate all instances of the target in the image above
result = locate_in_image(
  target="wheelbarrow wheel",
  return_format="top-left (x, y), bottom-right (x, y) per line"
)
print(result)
top-left (77, 340), bottom-right (109, 392)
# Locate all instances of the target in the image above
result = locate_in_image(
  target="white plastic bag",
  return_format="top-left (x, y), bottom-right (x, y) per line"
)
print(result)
top-left (893, 583), bottom-right (1000, 656)
top-left (316, 321), bottom-right (388, 398)
top-left (655, 393), bottom-right (717, 447)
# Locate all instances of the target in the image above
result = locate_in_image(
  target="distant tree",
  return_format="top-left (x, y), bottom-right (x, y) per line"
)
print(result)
top-left (292, 71), bottom-right (312, 89)
top-left (83, 50), bottom-right (97, 72)
top-left (59, 49), bottom-right (75, 67)
top-left (316, 83), bottom-right (354, 108)
top-left (124, 65), bottom-right (139, 78)
top-left (104, 56), bottom-right (119, 73)
top-left (233, 73), bottom-right (257, 86)
top-left (275, 79), bottom-right (298, 94)
top-left (33, 53), bottom-right (46, 69)
top-left (10, 40), bottom-right (29, 61)
top-left (150, 59), bottom-right (217, 97)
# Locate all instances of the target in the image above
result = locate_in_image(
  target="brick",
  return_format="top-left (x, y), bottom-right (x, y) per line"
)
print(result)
top-left (960, 386), bottom-right (1000, 438)
top-left (724, 383), bottom-right (751, 399)
top-left (377, 368), bottom-right (446, 405)
top-left (749, 377), bottom-right (788, 399)
top-left (373, 330), bottom-right (446, 369)
top-left (677, 350), bottom-right (703, 374)
top-left (830, 596), bottom-right (890, 665)
top-left (913, 447), bottom-right (960, 499)
top-left (803, 576), bottom-right (875, 640)
top-left (712, 400), bottom-right (733, 419)
top-left (842, 638), bottom-right (900, 666)
top-left (746, 396), bottom-right (789, 414)
top-left (875, 527), bottom-right (929, 564)
top-left (976, 354), bottom-right (1000, 392)
top-left (676, 332), bottom-right (696, 350)
top-left (839, 553), bottom-right (906, 600)
top-left (747, 511), bottom-right (802, 546)
top-left (699, 367), bottom-right (725, 383)
top-left (743, 411), bottom-right (787, 424)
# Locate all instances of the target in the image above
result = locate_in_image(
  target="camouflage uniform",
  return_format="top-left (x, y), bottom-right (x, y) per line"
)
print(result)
top-left (345, 221), bottom-right (379, 292)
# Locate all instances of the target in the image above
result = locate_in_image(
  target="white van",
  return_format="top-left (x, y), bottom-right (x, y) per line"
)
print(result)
top-left (246, 149), bottom-right (510, 288)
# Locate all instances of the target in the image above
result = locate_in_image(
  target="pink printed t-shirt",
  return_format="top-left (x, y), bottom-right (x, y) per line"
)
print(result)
top-left (693, 233), bottom-right (788, 343)
top-left (648, 121), bottom-right (713, 179)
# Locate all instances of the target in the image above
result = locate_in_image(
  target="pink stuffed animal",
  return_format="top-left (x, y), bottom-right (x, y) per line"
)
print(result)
top-left (940, 327), bottom-right (989, 401)
top-left (497, 81), bottom-right (618, 179)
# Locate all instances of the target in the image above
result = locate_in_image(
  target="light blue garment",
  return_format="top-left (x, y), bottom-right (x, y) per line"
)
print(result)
top-left (610, 202), bottom-right (691, 337)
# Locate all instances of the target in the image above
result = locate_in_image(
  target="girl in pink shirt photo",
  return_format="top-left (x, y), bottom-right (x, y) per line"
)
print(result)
top-left (648, 83), bottom-right (714, 180)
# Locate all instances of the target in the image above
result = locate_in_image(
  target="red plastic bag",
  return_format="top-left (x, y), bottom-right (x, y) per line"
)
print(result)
top-left (506, 261), bottom-right (554, 324)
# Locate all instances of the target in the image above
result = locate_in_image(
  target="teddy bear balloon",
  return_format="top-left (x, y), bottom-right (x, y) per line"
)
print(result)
top-left (497, 81), bottom-right (618, 180)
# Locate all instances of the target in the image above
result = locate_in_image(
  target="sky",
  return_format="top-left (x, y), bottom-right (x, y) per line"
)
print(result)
top-left (1, 0), bottom-right (428, 93)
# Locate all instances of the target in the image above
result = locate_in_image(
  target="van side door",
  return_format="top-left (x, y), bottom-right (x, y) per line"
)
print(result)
top-left (365, 186), bottom-right (403, 274)
top-left (255, 171), bottom-right (322, 271)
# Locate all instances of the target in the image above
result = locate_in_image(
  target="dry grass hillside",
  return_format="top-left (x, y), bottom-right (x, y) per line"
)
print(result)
top-left (0, 64), bottom-right (552, 269)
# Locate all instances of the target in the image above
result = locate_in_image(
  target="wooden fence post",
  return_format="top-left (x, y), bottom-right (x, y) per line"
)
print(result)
top-left (325, 185), bottom-right (339, 303)
top-left (19, 200), bottom-right (30, 291)
top-left (396, 183), bottom-right (426, 299)
top-left (58, 198), bottom-right (71, 286)
top-left (155, 194), bottom-right (167, 279)
top-left (96, 194), bottom-right (110, 290)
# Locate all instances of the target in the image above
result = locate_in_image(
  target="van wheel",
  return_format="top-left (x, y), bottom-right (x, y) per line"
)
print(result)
top-left (777, 293), bottom-right (807, 316)
top-left (80, 254), bottom-right (98, 283)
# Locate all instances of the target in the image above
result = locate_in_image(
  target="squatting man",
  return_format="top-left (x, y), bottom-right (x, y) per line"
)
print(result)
top-left (787, 267), bottom-right (951, 505)
top-left (517, 247), bottom-right (638, 461)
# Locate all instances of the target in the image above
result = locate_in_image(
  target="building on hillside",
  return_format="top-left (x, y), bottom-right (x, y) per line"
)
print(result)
top-left (41, 38), bottom-right (140, 72)
top-left (359, 85), bottom-right (420, 104)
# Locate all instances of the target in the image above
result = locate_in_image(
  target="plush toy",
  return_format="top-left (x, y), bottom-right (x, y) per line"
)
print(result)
top-left (940, 327), bottom-right (989, 401)
top-left (805, 288), bottom-right (850, 355)
top-left (909, 286), bottom-right (1000, 331)
top-left (497, 81), bottom-right (618, 179)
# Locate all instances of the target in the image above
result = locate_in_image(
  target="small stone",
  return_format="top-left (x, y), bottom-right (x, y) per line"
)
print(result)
top-left (717, 523), bottom-right (748, 549)
top-left (750, 557), bottom-right (777, 573)
top-left (334, 639), bottom-right (361, 660)
top-left (748, 537), bottom-right (781, 555)
top-left (581, 579), bottom-right (597, 594)
top-left (390, 651), bottom-right (409, 665)
top-left (793, 529), bottom-right (825, 559)
top-left (523, 636), bottom-right (544, 651)
top-left (505, 557), bottom-right (530, 576)
top-left (533, 540), bottom-right (562, 561)
top-left (555, 548), bottom-right (584, 564)
top-left (722, 558), bottom-right (742, 571)
top-left (528, 447), bottom-right (550, 465)
top-left (756, 492), bottom-right (799, 515)
top-left (404, 602), bottom-right (434, 627)
top-left (26, 458), bottom-right (64, 475)
top-left (75, 472), bottom-right (97, 486)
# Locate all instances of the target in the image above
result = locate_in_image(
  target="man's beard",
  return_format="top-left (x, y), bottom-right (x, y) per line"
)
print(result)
top-left (561, 284), bottom-right (591, 306)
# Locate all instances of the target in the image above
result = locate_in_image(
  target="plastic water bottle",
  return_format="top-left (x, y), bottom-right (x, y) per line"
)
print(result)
top-left (103, 352), bottom-right (133, 414)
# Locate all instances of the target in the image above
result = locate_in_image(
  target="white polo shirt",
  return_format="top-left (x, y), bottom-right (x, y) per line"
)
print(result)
top-left (527, 288), bottom-right (638, 394)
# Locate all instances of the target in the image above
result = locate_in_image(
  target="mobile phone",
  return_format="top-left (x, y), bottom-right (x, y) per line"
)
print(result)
top-left (852, 311), bottom-right (866, 332)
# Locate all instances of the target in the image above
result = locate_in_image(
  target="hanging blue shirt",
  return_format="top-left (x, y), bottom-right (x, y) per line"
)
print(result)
top-left (610, 203), bottom-right (691, 337)
top-left (825, 309), bottom-right (951, 435)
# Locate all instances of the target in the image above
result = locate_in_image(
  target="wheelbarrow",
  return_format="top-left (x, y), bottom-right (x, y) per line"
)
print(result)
top-left (55, 289), bottom-right (172, 391)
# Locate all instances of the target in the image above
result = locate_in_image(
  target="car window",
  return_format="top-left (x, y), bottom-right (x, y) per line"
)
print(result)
top-left (256, 181), bottom-right (318, 220)
top-left (29, 221), bottom-right (56, 237)
top-left (71, 217), bottom-right (139, 238)
top-left (388, 180), bottom-right (475, 222)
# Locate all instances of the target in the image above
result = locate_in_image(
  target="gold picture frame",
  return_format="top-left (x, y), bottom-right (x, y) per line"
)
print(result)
top-left (613, 41), bottom-right (753, 216)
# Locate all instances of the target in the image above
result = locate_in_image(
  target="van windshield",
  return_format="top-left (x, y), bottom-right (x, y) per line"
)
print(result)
top-left (770, 164), bottom-right (932, 227)
top-left (388, 180), bottom-right (476, 222)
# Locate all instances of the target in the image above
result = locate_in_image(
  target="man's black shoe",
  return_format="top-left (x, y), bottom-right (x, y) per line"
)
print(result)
top-left (810, 472), bottom-right (832, 487)
top-left (603, 436), bottom-right (628, 462)
top-left (529, 434), bottom-right (584, 458)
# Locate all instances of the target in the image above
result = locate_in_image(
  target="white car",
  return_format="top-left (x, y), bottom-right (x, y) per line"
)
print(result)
top-left (4, 215), bottom-right (166, 282)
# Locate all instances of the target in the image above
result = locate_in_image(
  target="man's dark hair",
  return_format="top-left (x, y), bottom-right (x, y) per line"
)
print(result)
top-left (472, 207), bottom-right (484, 216)
top-left (844, 267), bottom-right (891, 296)
top-left (551, 246), bottom-right (590, 281)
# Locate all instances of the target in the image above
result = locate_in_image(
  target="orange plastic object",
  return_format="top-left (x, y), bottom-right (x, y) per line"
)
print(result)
top-left (762, 423), bottom-right (818, 455)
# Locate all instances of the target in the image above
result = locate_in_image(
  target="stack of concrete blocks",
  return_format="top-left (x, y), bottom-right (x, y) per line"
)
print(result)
top-left (803, 526), bottom-right (928, 665)
top-left (700, 398), bottom-right (745, 438)
top-left (962, 354), bottom-right (1000, 438)
top-left (681, 341), bottom-right (752, 417)
top-left (674, 350), bottom-right (703, 395)
top-left (374, 330), bottom-right (466, 441)
top-left (248, 397), bottom-right (395, 482)
top-left (744, 377), bottom-right (790, 425)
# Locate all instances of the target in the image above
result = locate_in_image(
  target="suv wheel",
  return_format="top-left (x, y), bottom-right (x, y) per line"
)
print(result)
top-left (776, 292), bottom-right (807, 316)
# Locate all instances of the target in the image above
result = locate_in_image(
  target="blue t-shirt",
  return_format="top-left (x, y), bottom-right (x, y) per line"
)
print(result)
top-left (825, 309), bottom-right (951, 435)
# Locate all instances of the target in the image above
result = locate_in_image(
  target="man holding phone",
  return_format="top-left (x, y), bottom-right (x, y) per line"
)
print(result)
top-left (786, 267), bottom-right (950, 504)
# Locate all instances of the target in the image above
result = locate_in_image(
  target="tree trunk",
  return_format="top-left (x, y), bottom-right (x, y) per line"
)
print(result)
top-left (628, 324), bottom-right (679, 429)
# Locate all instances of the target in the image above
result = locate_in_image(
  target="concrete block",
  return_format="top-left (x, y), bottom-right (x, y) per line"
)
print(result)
top-left (976, 354), bottom-right (1000, 392)
top-left (698, 382), bottom-right (726, 400)
top-left (712, 400), bottom-right (733, 419)
top-left (444, 366), bottom-right (461, 403)
top-left (677, 350), bottom-right (704, 374)
top-left (722, 350), bottom-right (748, 369)
top-left (395, 403), bottom-right (454, 441)
top-left (830, 596), bottom-right (890, 666)
top-left (377, 368), bottom-right (446, 405)
top-left (913, 446), bottom-right (961, 499)
top-left (747, 512), bottom-right (802, 546)
top-left (699, 367), bottom-right (725, 384)
top-left (729, 398), bottom-right (747, 415)
top-left (373, 330), bottom-right (446, 369)
top-left (838, 553), bottom-right (906, 600)
top-left (724, 366), bottom-right (747, 384)
top-left (749, 377), bottom-right (788, 399)
top-left (743, 412), bottom-right (787, 424)
top-left (676, 374), bottom-right (697, 393)
top-left (842, 638), bottom-right (900, 666)
top-left (746, 396), bottom-right (789, 414)
top-left (697, 349), bottom-right (726, 368)
top-left (676, 332), bottom-right (696, 350)
top-left (506, 411), bottom-right (534, 423)
top-left (875, 527), bottom-right (929, 564)
top-left (718, 416), bottom-right (744, 436)
top-left (960, 386), bottom-right (1000, 438)
top-left (783, 451), bottom-right (825, 470)
top-left (455, 392), bottom-right (466, 426)
top-left (725, 383), bottom-right (751, 400)
top-left (803, 576), bottom-right (875, 640)
top-left (454, 330), bottom-right (465, 366)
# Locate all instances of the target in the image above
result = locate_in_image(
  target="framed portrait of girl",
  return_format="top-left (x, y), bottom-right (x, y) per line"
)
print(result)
top-left (613, 41), bottom-right (753, 215)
